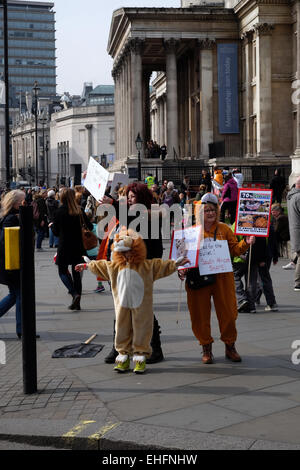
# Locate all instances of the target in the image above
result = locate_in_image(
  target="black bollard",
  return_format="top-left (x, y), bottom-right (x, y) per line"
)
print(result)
top-left (19, 205), bottom-right (37, 394)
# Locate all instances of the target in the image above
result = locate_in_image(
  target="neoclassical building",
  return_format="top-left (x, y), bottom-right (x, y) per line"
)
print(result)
top-left (107, 0), bottom-right (300, 183)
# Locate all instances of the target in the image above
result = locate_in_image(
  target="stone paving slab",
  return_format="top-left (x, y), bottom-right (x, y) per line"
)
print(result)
top-left (0, 247), bottom-right (300, 450)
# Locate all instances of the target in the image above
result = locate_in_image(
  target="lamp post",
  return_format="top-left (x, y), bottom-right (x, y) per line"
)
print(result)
top-left (135, 133), bottom-right (143, 182)
top-left (32, 80), bottom-right (40, 186)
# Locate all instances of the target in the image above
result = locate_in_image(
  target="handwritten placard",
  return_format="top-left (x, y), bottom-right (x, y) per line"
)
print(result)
top-left (169, 225), bottom-right (203, 270)
top-left (199, 239), bottom-right (232, 275)
top-left (84, 157), bottom-right (110, 202)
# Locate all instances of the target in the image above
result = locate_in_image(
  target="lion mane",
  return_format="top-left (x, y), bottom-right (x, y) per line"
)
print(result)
top-left (112, 228), bottom-right (147, 267)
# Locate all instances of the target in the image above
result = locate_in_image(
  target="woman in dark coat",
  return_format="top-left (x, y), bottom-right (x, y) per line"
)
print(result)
top-left (0, 190), bottom-right (25, 337)
top-left (51, 188), bottom-right (92, 310)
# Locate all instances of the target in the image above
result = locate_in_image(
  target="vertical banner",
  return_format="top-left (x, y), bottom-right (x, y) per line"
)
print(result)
top-left (217, 43), bottom-right (239, 134)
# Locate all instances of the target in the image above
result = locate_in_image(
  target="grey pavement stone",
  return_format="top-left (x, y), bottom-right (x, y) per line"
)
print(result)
top-left (0, 249), bottom-right (300, 450)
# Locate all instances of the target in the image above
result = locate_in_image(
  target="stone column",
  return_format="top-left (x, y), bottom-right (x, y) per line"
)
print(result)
top-left (85, 124), bottom-right (93, 161)
top-left (112, 66), bottom-right (120, 162)
top-left (241, 31), bottom-right (253, 158)
top-left (130, 38), bottom-right (144, 157)
top-left (254, 23), bottom-right (274, 157)
top-left (199, 39), bottom-right (215, 158)
top-left (290, 1), bottom-right (300, 184)
top-left (164, 38), bottom-right (179, 159)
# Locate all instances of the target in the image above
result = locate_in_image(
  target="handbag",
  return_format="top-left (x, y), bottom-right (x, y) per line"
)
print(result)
top-left (186, 228), bottom-right (217, 290)
top-left (80, 213), bottom-right (98, 251)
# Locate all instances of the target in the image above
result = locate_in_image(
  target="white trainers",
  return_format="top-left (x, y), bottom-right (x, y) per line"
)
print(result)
top-left (282, 262), bottom-right (296, 270)
top-left (265, 304), bottom-right (278, 312)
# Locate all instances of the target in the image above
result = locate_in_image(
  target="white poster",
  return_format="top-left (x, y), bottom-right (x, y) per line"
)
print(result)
top-left (110, 173), bottom-right (129, 194)
top-left (199, 239), bottom-right (233, 276)
top-left (169, 225), bottom-right (203, 270)
top-left (84, 157), bottom-right (109, 202)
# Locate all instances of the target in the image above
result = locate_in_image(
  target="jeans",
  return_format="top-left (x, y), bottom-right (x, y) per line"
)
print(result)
top-left (0, 283), bottom-right (21, 335)
top-left (58, 264), bottom-right (82, 297)
top-left (35, 226), bottom-right (45, 249)
top-left (49, 227), bottom-right (59, 248)
top-left (295, 252), bottom-right (300, 288)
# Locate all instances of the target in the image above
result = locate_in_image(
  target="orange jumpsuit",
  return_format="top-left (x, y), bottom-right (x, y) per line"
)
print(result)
top-left (186, 222), bottom-right (249, 346)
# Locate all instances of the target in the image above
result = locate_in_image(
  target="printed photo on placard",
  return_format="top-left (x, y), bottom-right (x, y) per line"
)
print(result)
top-left (234, 188), bottom-right (272, 237)
top-left (169, 225), bottom-right (203, 270)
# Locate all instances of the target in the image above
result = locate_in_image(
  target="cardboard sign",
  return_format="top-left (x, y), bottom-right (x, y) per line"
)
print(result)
top-left (199, 239), bottom-right (233, 276)
top-left (109, 173), bottom-right (129, 194)
top-left (169, 225), bottom-right (203, 270)
top-left (234, 188), bottom-right (273, 237)
top-left (84, 157), bottom-right (109, 202)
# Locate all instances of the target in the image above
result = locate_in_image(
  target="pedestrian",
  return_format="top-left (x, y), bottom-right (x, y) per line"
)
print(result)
top-left (270, 168), bottom-right (286, 204)
top-left (75, 228), bottom-right (189, 373)
top-left (286, 176), bottom-right (300, 291)
top-left (161, 181), bottom-right (180, 207)
top-left (46, 189), bottom-right (59, 248)
top-left (160, 144), bottom-right (167, 160)
top-left (50, 188), bottom-right (93, 310)
top-left (32, 189), bottom-right (48, 251)
top-left (220, 173), bottom-right (238, 224)
top-left (232, 168), bottom-right (244, 188)
top-left (182, 193), bottom-right (255, 364)
top-left (195, 184), bottom-right (207, 201)
top-left (200, 169), bottom-right (212, 193)
top-left (0, 190), bottom-right (25, 338)
top-left (270, 203), bottom-right (290, 257)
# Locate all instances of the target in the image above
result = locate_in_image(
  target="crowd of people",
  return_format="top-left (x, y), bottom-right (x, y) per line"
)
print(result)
top-left (0, 166), bottom-right (299, 373)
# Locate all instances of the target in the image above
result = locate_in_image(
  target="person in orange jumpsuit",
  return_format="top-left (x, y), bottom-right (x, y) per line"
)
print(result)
top-left (182, 193), bottom-right (255, 364)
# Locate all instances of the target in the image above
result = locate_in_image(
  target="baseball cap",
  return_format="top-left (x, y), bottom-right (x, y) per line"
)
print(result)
top-left (201, 193), bottom-right (218, 206)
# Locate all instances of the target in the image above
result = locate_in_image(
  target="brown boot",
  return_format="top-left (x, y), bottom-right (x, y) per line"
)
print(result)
top-left (225, 343), bottom-right (242, 362)
top-left (202, 343), bottom-right (214, 364)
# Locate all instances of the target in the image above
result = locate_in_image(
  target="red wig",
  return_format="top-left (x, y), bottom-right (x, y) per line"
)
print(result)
top-left (126, 182), bottom-right (154, 209)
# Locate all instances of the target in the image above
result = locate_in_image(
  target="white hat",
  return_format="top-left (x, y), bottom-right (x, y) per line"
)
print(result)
top-left (201, 193), bottom-right (218, 206)
top-left (48, 190), bottom-right (55, 198)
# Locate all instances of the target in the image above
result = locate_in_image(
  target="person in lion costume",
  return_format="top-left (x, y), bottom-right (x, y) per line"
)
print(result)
top-left (75, 227), bottom-right (189, 374)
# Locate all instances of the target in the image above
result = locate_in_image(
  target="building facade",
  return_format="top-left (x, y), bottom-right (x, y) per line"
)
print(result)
top-left (108, 0), bottom-right (299, 183)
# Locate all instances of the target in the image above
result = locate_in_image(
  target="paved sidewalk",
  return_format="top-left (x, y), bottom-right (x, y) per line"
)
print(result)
top-left (0, 244), bottom-right (300, 450)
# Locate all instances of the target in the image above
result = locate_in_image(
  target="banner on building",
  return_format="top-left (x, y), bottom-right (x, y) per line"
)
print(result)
top-left (217, 43), bottom-right (239, 134)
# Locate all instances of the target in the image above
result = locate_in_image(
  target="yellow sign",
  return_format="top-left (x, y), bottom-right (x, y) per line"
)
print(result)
top-left (4, 227), bottom-right (20, 270)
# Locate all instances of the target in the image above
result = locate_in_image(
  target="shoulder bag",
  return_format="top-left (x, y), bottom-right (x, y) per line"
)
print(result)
top-left (186, 228), bottom-right (217, 289)
top-left (80, 213), bottom-right (98, 251)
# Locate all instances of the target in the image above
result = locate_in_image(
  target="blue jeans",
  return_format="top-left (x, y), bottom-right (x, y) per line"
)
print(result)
top-left (49, 227), bottom-right (59, 247)
top-left (35, 226), bottom-right (45, 249)
top-left (0, 283), bottom-right (21, 335)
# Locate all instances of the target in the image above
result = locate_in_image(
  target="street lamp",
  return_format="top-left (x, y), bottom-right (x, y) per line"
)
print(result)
top-left (135, 133), bottom-right (143, 182)
top-left (32, 80), bottom-right (40, 185)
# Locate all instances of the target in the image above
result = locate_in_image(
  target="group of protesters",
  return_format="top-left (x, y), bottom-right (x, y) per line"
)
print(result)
top-left (0, 166), bottom-right (299, 374)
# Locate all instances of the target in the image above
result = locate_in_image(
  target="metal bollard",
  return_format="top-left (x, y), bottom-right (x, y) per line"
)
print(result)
top-left (19, 205), bottom-right (37, 394)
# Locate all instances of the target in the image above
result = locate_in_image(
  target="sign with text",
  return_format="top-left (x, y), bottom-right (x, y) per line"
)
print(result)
top-left (234, 188), bottom-right (272, 237)
top-left (199, 239), bottom-right (233, 276)
top-left (170, 225), bottom-right (203, 270)
top-left (84, 157), bottom-right (109, 202)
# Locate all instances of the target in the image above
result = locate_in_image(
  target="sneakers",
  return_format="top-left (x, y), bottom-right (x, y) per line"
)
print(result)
top-left (294, 286), bottom-right (300, 292)
top-left (133, 355), bottom-right (146, 374)
top-left (282, 262), bottom-right (296, 270)
top-left (114, 354), bottom-right (147, 373)
top-left (114, 355), bottom-right (130, 373)
top-left (94, 285), bottom-right (105, 293)
top-left (265, 304), bottom-right (278, 311)
top-left (237, 300), bottom-right (249, 312)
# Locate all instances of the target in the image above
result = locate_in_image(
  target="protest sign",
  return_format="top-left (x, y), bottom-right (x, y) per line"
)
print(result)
top-left (169, 225), bottom-right (203, 270)
top-left (110, 173), bottom-right (129, 194)
top-left (234, 188), bottom-right (272, 237)
top-left (84, 157), bottom-right (109, 202)
top-left (199, 239), bottom-right (232, 276)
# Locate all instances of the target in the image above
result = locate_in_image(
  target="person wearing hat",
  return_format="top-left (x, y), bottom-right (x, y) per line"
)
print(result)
top-left (46, 189), bottom-right (59, 248)
top-left (181, 192), bottom-right (255, 364)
